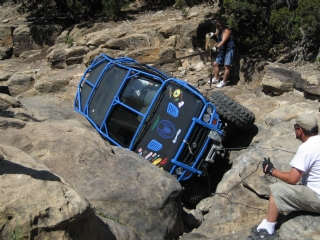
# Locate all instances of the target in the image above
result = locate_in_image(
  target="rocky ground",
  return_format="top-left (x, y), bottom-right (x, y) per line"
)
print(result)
top-left (0, 2), bottom-right (320, 240)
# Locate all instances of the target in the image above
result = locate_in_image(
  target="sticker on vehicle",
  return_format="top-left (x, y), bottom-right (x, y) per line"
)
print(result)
top-left (147, 139), bottom-right (163, 151)
top-left (153, 158), bottom-right (162, 166)
top-left (151, 115), bottom-right (160, 131)
top-left (173, 89), bottom-right (181, 98)
top-left (172, 129), bottom-right (181, 143)
top-left (159, 158), bottom-right (168, 165)
top-left (167, 102), bottom-right (179, 117)
top-left (157, 120), bottom-right (176, 138)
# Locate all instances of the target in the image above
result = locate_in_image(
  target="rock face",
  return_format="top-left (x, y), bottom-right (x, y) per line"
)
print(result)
top-left (0, 2), bottom-right (320, 240)
top-left (0, 107), bottom-right (184, 239)
top-left (0, 144), bottom-right (111, 240)
top-left (7, 70), bottom-right (35, 96)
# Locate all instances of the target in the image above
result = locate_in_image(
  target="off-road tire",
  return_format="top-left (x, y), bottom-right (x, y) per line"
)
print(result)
top-left (210, 91), bottom-right (255, 130)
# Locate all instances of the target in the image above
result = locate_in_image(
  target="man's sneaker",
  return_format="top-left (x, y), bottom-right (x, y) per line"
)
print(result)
top-left (247, 227), bottom-right (279, 240)
top-left (216, 81), bottom-right (227, 88)
top-left (208, 78), bottom-right (219, 84)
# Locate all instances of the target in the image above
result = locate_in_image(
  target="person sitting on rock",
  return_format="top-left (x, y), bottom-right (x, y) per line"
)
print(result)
top-left (248, 113), bottom-right (320, 239)
top-left (207, 19), bottom-right (235, 88)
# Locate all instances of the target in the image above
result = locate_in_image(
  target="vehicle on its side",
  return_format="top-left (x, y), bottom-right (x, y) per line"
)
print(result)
top-left (74, 54), bottom-right (255, 181)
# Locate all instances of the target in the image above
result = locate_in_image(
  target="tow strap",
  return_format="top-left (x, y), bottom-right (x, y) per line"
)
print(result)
top-left (139, 49), bottom-right (215, 89)
top-left (139, 49), bottom-right (212, 65)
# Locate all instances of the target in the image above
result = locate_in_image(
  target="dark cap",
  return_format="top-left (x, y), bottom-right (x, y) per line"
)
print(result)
top-left (294, 113), bottom-right (318, 131)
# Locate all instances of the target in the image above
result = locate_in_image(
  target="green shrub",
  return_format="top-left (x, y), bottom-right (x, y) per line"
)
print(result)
top-left (101, 0), bottom-right (129, 19)
top-left (64, 34), bottom-right (74, 47)
top-left (175, 0), bottom-right (186, 9)
top-left (16, 0), bottom-right (172, 20)
top-left (270, 0), bottom-right (320, 46)
top-left (10, 228), bottom-right (23, 240)
top-left (66, 0), bottom-right (91, 16)
top-left (175, 0), bottom-right (210, 8)
top-left (221, 0), bottom-right (320, 54)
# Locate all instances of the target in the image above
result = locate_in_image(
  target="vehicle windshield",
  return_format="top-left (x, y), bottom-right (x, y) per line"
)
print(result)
top-left (107, 76), bottom-right (161, 148)
top-left (120, 76), bottom-right (160, 112)
top-left (88, 65), bottom-right (127, 128)
top-left (107, 105), bottom-right (140, 147)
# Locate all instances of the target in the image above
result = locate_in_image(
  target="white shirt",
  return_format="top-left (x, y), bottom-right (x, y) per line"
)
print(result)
top-left (290, 135), bottom-right (320, 195)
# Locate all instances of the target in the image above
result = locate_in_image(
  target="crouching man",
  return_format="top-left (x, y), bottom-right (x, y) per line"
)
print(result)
top-left (248, 113), bottom-right (320, 239)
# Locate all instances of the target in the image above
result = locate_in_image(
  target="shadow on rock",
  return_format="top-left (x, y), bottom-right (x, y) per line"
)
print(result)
top-left (1, 110), bottom-right (43, 122)
top-left (278, 210), bottom-right (320, 228)
top-left (223, 124), bottom-right (259, 150)
top-left (0, 159), bottom-right (61, 182)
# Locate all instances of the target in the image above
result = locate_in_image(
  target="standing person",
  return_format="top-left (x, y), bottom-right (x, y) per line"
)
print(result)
top-left (248, 113), bottom-right (320, 239)
top-left (207, 19), bottom-right (235, 88)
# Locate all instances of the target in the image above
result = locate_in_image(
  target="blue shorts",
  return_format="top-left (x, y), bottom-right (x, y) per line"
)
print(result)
top-left (215, 48), bottom-right (235, 66)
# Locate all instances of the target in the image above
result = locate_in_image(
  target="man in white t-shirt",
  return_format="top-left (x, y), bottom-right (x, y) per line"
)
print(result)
top-left (248, 113), bottom-right (320, 240)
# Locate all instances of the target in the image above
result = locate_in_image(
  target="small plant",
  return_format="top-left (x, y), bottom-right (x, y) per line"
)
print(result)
top-left (181, 7), bottom-right (189, 16)
top-left (175, 0), bottom-right (186, 9)
top-left (101, 0), bottom-right (129, 19)
top-left (94, 207), bottom-right (125, 225)
top-left (175, 0), bottom-right (189, 16)
top-left (64, 34), bottom-right (74, 48)
top-left (10, 229), bottom-right (23, 240)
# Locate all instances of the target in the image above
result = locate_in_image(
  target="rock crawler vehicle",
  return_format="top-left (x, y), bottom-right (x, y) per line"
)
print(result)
top-left (74, 54), bottom-right (255, 181)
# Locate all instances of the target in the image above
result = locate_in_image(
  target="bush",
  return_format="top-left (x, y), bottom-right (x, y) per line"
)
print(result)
top-left (17, 0), bottom-right (130, 20)
top-left (64, 34), bottom-right (74, 47)
top-left (221, 0), bottom-right (320, 56)
top-left (101, 0), bottom-right (129, 19)
top-left (175, 0), bottom-right (211, 8)
top-left (66, 0), bottom-right (93, 17)
top-left (270, 0), bottom-right (320, 46)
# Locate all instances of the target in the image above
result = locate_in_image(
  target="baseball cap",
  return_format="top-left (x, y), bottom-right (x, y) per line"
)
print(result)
top-left (294, 114), bottom-right (318, 131)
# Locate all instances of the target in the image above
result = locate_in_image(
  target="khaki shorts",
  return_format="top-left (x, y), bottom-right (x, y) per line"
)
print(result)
top-left (270, 182), bottom-right (320, 213)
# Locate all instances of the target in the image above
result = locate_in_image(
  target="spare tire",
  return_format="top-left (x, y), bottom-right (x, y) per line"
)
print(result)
top-left (210, 91), bottom-right (255, 130)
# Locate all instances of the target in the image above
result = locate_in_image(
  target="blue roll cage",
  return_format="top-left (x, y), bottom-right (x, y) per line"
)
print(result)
top-left (74, 54), bottom-right (224, 181)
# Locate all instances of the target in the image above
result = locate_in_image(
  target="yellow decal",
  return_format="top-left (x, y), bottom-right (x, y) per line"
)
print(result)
top-left (173, 89), bottom-right (181, 98)
top-left (152, 158), bottom-right (162, 165)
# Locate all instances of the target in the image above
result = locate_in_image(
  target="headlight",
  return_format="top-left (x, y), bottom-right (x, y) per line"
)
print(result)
top-left (203, 113), bottom-right (211, 123)
top-left (175, 167), bottom-right (184, 175)
top-left (206, 105), bottom-right (213, 114)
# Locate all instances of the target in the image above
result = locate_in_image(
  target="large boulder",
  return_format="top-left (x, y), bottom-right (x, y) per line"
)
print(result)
top-left (126, 47), bottom-right (161, 63)
top-left (295, 74), bottom-right (320, 98)
top-left (7, 70), bottom-right (35, 96)
top-left (0, 25), bottom-right (14, 47)
top-left (0, 46), bottom-right (13, 60)
top-left (0, 25), bottom-right (14, 59)
top-left (0, 93), bottom-right (21, 110)
top-left (76, 28), bottom-right (126, 48)
top-left (158, 47), bottom-right (181, 72)
top-left (34, 68), bottom-right (76, 93)
top-left (0, 69), bottom-right (13, 81)
top-left (83, 47), bottom-right (119, 66)
top-left (105, 34), bottom-right (151, 51)
top-left (260, 65), bottom-right (301, 94)
top-left (0, 113), bottom-right (184, 239)
top-left (0, 144), bottom-right (110, 240)
top-left (46, 45), bottom-right (90, 69)
top-left (67, 23), bottom-right (112, 43)
top-left (13, 24), bottom-right (66, 57)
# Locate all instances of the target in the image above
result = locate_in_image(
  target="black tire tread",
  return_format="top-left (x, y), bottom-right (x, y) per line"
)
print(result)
top-left (210, 91), bottom-right (255, 130)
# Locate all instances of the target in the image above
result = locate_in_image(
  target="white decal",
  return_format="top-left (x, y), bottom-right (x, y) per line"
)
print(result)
top-left (172, 129), bottom-right (181, 143)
